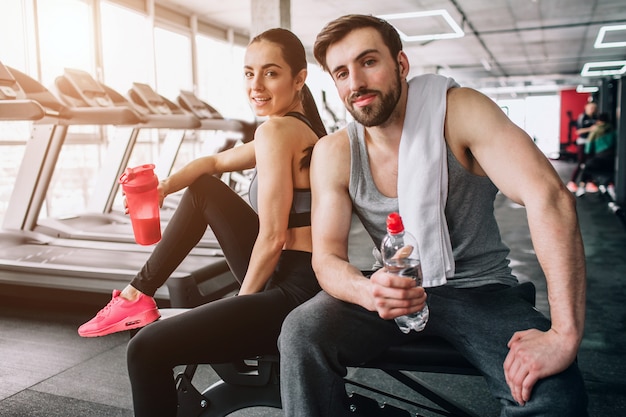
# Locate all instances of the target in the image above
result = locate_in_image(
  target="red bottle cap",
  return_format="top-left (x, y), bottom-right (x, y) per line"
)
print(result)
top-left (118, 164), bottom-right (157, 193)
top-left (386, 212), bottom-right (404, 234)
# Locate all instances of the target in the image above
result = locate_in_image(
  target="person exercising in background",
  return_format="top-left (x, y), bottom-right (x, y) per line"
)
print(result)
top-left (567, 100), bottom-right (598, 193)
top-left (573, 112), bottom-right (617, 193)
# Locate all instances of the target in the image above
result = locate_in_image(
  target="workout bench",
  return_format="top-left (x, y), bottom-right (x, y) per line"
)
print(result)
top-left (170, 281), bottom-right (535, 417)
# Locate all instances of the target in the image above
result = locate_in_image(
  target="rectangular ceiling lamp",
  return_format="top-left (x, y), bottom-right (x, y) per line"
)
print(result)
top-left (377, 10), bottom-right (464, 42)
top-left (580, 60), bottom-right (626, 76)
top-left (594, 24), bottom-right (626, 48)
top-left (576, 85), bottom-right (599, 93)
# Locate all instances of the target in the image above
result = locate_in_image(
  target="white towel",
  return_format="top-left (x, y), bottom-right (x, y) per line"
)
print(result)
top-left (398, 74), bottom-right (458, 287)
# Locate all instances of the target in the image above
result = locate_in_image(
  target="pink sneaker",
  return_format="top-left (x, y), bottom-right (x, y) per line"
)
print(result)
top-left (78, 290), bottom-right (160, 337)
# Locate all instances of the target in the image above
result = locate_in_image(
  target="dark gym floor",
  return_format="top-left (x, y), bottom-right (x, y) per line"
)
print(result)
top-left (0, 159), bottom-right (624, 416)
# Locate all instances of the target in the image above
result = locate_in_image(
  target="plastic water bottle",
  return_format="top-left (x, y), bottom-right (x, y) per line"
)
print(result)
top-left (381, 212), bottom-right (429, 333)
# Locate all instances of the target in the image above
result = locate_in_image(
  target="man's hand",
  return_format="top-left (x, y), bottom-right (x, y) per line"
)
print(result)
top-left (368, 268), bottom-right (427, 320)
top-left (503, 328), bottom-right (578, 406)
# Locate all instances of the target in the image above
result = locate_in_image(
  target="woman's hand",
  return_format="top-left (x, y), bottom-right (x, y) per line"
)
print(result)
top-left (122, 191), bottom-right (129, 215)
top-left (122, 179), bottom-right (168, 214)
top-left (157, 180), bottom-right (167, 208)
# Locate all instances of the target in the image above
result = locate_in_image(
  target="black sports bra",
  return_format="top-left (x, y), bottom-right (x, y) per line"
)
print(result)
top-left (248, 112), bottom-right (314, 228)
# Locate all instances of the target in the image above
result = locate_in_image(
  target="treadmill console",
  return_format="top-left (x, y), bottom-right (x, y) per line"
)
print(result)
top-left (0, 61), bottom-right (23, 100)
top-left (131, 82), bottom-right (172, 115)
top-left (63, 68), bottom-right (113, 107)
top-left (178, 90), bottom-right (222, 119)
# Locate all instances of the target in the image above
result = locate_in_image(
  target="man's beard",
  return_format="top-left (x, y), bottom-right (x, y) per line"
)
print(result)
top-left (346, 71), bottom-right (402, 127)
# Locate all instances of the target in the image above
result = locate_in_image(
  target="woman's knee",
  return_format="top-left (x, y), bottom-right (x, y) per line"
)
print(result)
top-left (188, 174), bottom-right (223, 196)
top-left (127, 331), bottom-right (147, 363)
top-left (127, 326), bottom-right (162, 369)
top-left (187, 174), bottom-right (246, 217)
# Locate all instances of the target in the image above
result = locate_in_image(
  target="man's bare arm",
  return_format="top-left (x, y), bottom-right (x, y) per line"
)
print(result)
top-left (446, 87), bottom-right (586, 405)
top-left (310, 131), bottom-right (427, 316)
top-left (310, 132), bottom-right (371, 306)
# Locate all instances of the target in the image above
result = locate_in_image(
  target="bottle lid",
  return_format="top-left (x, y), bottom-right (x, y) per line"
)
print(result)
top-left (118, 164), bottom-right (158, 193)
top-left (386, 212), bottom-right (404, 234)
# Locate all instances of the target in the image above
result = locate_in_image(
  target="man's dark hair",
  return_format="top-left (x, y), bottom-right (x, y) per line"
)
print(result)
top-left (313, 14), bottom-right (403, 72)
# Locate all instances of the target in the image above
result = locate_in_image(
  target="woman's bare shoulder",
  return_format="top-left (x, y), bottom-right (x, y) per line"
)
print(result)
top-left (255, 116), bottom-right (314, 141)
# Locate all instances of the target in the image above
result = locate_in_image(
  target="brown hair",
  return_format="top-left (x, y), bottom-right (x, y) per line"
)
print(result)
top-left (313, 14), bottom-right (403, 72)
top-left (250, 28), bottom-right (327, 141)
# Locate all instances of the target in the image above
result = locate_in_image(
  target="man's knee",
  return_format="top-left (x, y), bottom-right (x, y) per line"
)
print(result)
top-left (279, 294), bottom-right (337, 356)
top-left (279, 301), bottom-right (317, 354)
top-left (521, 364), bottom-right (588, 416)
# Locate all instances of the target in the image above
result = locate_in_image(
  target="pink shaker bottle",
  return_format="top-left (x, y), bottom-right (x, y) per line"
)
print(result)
top-left (118, 164), bottom-right (161, 245)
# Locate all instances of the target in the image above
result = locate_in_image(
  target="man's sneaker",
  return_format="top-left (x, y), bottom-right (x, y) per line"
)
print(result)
top-left (566, 181), bottom-right (578, 193)
top-left (78, 290), bottom-right (160, 337)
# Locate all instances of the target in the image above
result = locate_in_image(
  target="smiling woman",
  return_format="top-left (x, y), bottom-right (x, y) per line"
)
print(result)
top-left (114, 28), bottom-right (328, 417)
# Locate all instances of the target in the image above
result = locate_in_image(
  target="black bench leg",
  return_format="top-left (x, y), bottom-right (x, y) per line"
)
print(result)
top-left (346, 392), bottom-right (413, 416)
top-left (176, 360), bottom-right (281, 417)
top-left (176, 366), bottom-right (210, 417)
top-left (196, 380), bottom-right (281, 417)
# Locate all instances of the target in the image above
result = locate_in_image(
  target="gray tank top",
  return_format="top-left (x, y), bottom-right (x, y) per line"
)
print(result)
top-left (347, 122), bottom-right (516, 288)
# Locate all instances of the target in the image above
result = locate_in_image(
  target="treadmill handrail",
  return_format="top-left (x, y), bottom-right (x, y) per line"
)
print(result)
top-left (0, 100), bottom-right (45, 121)
top-left (58, 106), bottom-right (143, 126)
top-left (6, 66), bottom-right (143, 126)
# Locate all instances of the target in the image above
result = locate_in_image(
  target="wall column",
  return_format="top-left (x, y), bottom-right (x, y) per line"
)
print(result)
top-left (615, 77), bottom-right (626, 205)
top-left (250, 0), bottom-right (291, 37)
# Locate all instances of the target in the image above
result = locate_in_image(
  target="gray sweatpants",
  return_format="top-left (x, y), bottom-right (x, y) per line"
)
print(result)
top-left (278, 283), bottom-right (588, 416)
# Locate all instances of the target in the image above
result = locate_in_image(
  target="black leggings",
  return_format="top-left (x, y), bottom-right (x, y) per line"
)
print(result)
top-left (569, 144), bottom-right (587, 183)
top-left (131, 174), bottom-right (259, 292)
top-left (126, 175), bottom-right (320, 417)
top-left (579, 152), bottom-right (615, 184)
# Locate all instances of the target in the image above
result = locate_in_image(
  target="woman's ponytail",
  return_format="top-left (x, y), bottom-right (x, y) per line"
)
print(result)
top-left (301, 84), bottom-right (327, 139)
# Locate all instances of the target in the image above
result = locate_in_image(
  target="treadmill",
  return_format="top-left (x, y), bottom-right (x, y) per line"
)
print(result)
top-left (0, 61), bottom-right (45, 121)
top-left (33, 70), bottom-right (235, 249)
top-left (176, 89), bottom-right (257, 196)
top-left (0, 66), bottom-right (237, 307)
top-left (128, 85), bottom-right (256, 213)
top-left (176, 89), bottom-right (254, 145)
top-left (128, 83), bottom-right (250, 179)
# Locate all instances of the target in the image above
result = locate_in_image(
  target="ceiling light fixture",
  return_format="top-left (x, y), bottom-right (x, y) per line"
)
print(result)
top-left (479, 84), bottom-right (564, 95)
top-left (594, 24), bottom-right (626, 48)
top-left (377, 10), bottom-right (465, 42)
top-left (576, 85), bottom-right (599, 93)
top-left (580, 60), bottom-right (626, 76)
